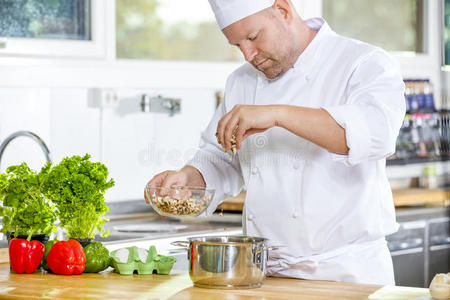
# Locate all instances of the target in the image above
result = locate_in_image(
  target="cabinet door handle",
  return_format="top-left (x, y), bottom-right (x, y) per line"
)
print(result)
top-left (430, 244), bottom-right (450, 251)
top-left (390, 247), bottom-right (423, 256)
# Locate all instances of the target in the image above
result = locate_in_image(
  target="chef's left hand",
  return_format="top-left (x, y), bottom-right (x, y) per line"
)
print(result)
top-left (216, 104), bottom-right (281, 151)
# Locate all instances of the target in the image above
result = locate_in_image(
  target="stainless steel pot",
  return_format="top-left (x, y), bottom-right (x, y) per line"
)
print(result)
top-left (171, 236), bottom-right (276, 289)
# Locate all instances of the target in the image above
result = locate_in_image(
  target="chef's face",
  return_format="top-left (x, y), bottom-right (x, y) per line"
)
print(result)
top-left (223, 7), bottom-right (298, 79)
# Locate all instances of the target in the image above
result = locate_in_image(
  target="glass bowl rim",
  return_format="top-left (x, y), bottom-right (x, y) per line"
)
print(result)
top-left (146, 184), bottom-right (214, 192)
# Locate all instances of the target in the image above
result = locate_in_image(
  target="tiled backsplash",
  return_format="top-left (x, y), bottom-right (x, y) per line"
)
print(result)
top-left (0, 87), bottom-right (217, 202)
top-left (0, 88), bottom-right (52, 171)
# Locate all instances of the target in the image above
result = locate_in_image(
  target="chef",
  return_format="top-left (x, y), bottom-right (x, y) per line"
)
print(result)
top-left (146, 0), bottom-right (406, 285)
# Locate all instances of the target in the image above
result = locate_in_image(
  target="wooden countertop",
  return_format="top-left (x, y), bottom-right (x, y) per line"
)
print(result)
top-left (0, 263), bottom-right (415, 299)
top-left (392, 188), bottom-right (450, 206)
top-left (218, 188), bottom-right (450, 211)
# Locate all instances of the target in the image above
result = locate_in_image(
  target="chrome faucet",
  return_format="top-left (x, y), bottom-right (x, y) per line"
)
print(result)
top-left (0, 131), bottom-right (52, 170)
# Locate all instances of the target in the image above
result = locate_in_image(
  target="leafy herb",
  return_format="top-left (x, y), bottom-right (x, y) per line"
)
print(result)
top-left (0, 163), bottom-right (57, 240)
top-left (42, 154), bottom-right (114, 239)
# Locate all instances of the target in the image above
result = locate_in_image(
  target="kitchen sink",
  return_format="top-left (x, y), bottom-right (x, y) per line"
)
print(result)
top-left (94, 212), bottom-right (243, 245)
top-left (93, 224), bottom-right (189, 243)
top-left (94, 234), bottom-right (142, 243)
top-left (113, 224), bottom-right (188, 233)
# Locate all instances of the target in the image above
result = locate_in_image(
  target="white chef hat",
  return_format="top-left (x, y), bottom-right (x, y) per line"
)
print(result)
top-left (208, 0), bottom-right (276, 30)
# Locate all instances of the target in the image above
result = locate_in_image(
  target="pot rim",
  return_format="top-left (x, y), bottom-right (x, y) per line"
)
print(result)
top-left (186, 235), bottom-right (268, 245)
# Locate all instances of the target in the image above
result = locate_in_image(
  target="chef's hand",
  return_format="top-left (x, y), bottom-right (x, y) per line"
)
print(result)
top-left (216, 104), bottom-right (281, 151)
top-left (144, 166), bottom-right (206, 204)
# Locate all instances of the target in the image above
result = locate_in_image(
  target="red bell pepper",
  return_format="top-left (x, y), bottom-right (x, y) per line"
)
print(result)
top-left (46, 240), bottom-right (86, 275)
top-left (9, 238), bottom-right (45, 274)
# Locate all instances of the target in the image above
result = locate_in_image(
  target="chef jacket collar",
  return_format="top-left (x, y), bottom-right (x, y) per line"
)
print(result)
top-left (259, 18), bottom-right (333, 83)
top-left (291, 18), bottom-right (332, 76)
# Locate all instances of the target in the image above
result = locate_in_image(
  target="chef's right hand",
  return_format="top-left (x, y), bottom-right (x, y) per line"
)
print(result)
top-left (144, 166), bottom-right (206, 204)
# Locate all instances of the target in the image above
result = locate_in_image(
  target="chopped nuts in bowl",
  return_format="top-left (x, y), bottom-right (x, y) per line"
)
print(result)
top-left (145, 185), bottom-right (215, 218)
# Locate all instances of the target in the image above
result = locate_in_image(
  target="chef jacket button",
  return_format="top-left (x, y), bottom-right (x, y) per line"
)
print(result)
top-left (248, 214), bottom-right (254, 221)
top-left (292, 212), bottom-right (298, 219)
top-left (293, 162), bottom-right (301, 170)
top-left (305, 75), bottom-right (311, 81)
top-left (251, 167), bottom-right (259, 175)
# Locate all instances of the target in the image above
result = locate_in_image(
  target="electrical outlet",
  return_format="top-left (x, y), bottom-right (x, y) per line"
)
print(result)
top-left (88, 88), bottom-right (118, 108)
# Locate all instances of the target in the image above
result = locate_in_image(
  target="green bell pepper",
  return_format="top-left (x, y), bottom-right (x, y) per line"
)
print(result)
top-left (83, 242), bottom-right (110, 273)
top-left (41, 239), bottom-right (58, 271)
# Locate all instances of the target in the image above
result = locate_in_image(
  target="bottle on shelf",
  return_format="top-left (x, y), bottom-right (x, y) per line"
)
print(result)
top-left (388, 79), bottom-right (446, 164)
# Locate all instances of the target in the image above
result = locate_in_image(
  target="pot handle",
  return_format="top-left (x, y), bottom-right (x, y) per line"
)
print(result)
top-left (264, 245), bottom-right (285, 251)
top-left (253, 245), bottom-right (283, 256)
top-left (170, 241), bottom-right (189, 248)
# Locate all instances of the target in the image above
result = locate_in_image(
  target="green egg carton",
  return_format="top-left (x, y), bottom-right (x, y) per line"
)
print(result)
top-left (110, 245), bottom-right (176, 275)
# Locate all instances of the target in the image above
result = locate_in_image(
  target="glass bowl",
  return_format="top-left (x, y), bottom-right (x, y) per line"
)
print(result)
top-left (145, 185), bottom-right (215, 218)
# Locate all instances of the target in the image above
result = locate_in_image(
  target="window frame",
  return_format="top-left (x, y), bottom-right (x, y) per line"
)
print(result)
top-left (392, 0), bottom-right (442, 106)
top-left (303, 0), bottom-right (442, 107)
top-left (442, 0), bottom-right (449, 68)
top-left (0, 0), bottom-right (108, 59)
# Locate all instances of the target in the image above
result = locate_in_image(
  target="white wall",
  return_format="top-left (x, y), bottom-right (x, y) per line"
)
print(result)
top-left (0, 88), bottom-right (51, 172)
top-left (0, 86), bottom-right (217, 202)
top-left (0, 88), bottom-right (101, 172)
top-left (99, 88), bottom-right (216, 201)
top-left (50, 89), bottom-right (101, 163)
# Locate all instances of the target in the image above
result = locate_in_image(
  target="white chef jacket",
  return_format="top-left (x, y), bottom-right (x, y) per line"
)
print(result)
top-left (187, 18), bottom-right (406, 285)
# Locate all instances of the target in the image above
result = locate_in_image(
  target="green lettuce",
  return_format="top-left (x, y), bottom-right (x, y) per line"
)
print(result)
top-left (42, 154), bottom-right (114, 239)
top-left (0, 163), bottom-right (57, 239)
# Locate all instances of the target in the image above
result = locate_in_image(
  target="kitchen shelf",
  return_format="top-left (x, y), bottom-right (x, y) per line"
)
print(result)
top-left (393, 188), bottom-right (450, 207)
top-left (387, 155), bottom-right (449, 166)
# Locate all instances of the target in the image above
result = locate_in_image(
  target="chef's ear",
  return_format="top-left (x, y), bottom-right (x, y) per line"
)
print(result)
top-left (272, 0), bottom-right (294, 24)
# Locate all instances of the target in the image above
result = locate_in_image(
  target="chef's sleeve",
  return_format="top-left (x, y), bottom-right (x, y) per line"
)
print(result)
top-left (322, 49), bottom-right (406, 166)
top-left (186, 95), bottom-right (245, 216)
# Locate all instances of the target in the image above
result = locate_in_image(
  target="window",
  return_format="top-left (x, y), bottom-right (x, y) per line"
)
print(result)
top-left (0, 0), bottom-right (90, 40)
top-left (445, 0), bottom-right (450, 65)
top-left (116, 0), bottom-right (241, 61)
top-left (0, 0), bottom-right (106, 58)
top-left (322, 0), bottom-right (425, 54)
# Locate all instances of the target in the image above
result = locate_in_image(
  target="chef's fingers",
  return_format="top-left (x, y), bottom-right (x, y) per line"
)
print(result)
top-left (234, 120), bottom-right (249, 150)
top-left (161, 172), bottom-right (188, 197)
top-left (144, 187), bottom-right (150, 204)
top-left (148, 171), bottom-right (169, 187)
top-left (216, 112), bottom-right (233, 150)
top-left (146, 171), bottom-right (170, 201)
top-left (223, 115), bottom-right (240, 151)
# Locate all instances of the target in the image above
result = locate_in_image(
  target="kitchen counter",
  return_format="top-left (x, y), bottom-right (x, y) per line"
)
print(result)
top-left (218, 188), bottom-right (450, 211)
top-left (0, 263), bottom-right (412, 299)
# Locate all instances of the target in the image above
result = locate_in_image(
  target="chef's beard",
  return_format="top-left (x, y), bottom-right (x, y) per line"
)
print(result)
top-left (253, 33), bottom-right (300, 80)
top-left (257, 59), bottom-right (285, 79)
top-left (255, 54), bottom-right (298, 80)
